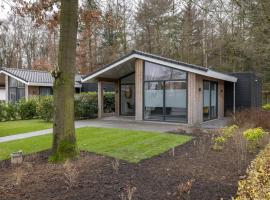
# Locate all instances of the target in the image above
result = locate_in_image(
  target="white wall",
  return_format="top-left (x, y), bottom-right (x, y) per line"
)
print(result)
top-left (0, 88), bottom-right (5, 101)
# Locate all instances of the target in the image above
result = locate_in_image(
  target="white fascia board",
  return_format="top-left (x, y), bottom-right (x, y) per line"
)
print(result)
top-left (0, 70), bottom-right (28, 84)
top-left (82, 53), bottom-right (238, 83)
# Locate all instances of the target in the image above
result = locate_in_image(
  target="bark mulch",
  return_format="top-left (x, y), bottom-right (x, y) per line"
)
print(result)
top-left (0, 130), bottom-right (258, 200)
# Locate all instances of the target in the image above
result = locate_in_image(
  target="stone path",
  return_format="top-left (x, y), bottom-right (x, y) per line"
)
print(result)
top-left (0, 119), bottom-right (182, 143)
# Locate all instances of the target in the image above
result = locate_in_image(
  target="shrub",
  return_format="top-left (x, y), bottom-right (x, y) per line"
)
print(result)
top-left (243, 127), bottom-right (267, 142)
top-left (74, 92), bottom-right (98, 119)
top-left (236, 144), bottom-right (270, 200)
top-left (222, 125), bottom-right (239, 138)
top-left (18, 99), bottom-right (37, 120)
top-left (5, 103), bottom-right (17, 121)
top-left (37, 96), bottom-right (53, 122)
top-left (212, 136), bottom-right (226, 150)
top-left (233, 108), bottom-right (270, 131)
top-left (262, 104), bottom-right (270, 110)
top-left (104, 92), bottom-right (115, 113)
top-left (0, 102), bottom-right (5, 121)
top-left (212, 125), bottom-right (239, 151)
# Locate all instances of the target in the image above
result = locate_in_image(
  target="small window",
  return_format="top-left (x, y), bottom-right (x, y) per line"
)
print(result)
top-left (39, 87), bottom-right (52, 96)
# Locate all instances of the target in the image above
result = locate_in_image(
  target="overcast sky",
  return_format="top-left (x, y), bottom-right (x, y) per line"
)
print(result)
top-left (0, 0), bottom-right (12, 20)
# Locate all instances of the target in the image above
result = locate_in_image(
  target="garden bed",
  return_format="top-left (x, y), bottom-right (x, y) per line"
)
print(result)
top-left (0, 130), bottom-right (259, 200)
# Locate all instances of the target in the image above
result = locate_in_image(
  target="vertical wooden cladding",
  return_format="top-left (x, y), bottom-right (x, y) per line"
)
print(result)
top-left (188, 73), bottom-right (225, 124)
top-left (135, 59), bottom-right (143, 120)
top-left (218, 80), bottom-right (224, 119)
top-left (188, 72), bottom-right (197, 125)
top-left (97, 81), bottom-right (104, 118)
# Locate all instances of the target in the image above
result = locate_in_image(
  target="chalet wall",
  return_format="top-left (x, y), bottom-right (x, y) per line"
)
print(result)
top-left (28, 86), bottom-right (40, 96)
top-left (188, 73), bottom-right (225, 124)
top-left (135, 59), bottom-right (143, 121)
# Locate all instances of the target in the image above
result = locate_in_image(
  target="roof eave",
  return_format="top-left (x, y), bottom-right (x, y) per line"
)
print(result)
top-left (82, 53), bottom-right (238, 83)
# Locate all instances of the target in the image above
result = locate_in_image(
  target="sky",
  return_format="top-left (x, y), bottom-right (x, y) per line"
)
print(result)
top-left (0, 0), bottom-right (12, 20)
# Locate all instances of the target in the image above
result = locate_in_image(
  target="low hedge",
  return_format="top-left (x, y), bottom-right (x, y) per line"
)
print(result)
top-left (0, 92), bottom-right (115, 122)
top-left (236, 144), bottom-right (270, 199)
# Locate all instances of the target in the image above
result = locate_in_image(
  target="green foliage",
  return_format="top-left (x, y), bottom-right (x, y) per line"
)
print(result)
top-left (212, 125), bottom-right (239, 151)
top-left (0, 102), bottom-right (5, 121)
top-left (212, 136), bottom-right (226, 151)
top-left (243, 127), bottom-right (267, 142)
top-left (236, 144), bottom-right (270, 200)
top-left (74, 92), bottom-right (98, 119)
top-left (0, 92), bottom-right (115, 122)
top-left (104, 92), bottom-right (115, 113)
top-left (18, 99), bottom-right (38, 120)
top-left (0, 102), bottom-right (18, 121)
top-left (222, 125), bottom-right (239, 138)
top-left (262, 104), bottom-right (270, 110)
top-left (37, 96), bottom-right (54, 122)
top-left (5, 103), bottom-right (18, 121)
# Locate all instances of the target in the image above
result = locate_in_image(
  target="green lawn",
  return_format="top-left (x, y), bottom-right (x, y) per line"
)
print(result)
top-left (0, 127), bottom-right (192, 163)
top-left (0, 120), bottom-right (52, 137)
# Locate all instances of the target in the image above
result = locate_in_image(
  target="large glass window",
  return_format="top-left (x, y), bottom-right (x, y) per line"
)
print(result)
top-left (8, 77), bottom-right (25, 102)
top-left (144, 82), bottom-right (164, 121)
top-left (40, 87), bottom-right (53, 96)
top-left (144, 61), bottom-right (187, 123)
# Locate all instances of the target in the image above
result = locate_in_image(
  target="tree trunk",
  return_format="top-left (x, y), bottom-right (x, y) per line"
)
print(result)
top-left (51, 0), bottom-right (79, 161)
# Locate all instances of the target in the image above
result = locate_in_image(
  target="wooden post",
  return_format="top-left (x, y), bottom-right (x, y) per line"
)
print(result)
top-left (98, 81), bottom-right (104, 118)
top-left (5, 75), bottom-right (8, 102)
top-left (25, 85), bottom-right (29, 101)
top-left (135, 59), bottom-right (143, 121)
top-left (115, 80), bottom-right (120, 116)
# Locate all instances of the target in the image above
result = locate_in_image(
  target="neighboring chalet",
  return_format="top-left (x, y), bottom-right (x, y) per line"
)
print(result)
top-left (0, 68), bottom-right (82, 102)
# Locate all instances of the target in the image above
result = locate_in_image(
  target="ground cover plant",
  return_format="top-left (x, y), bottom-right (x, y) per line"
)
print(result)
top-left (0, 120), bottom-right (52, 137)
top-left (236, 144), bottom-right (270, 200)
top-left (0, 127), bottom-right (192, 163)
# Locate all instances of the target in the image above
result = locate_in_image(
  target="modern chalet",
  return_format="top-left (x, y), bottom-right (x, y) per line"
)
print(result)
top-left (82, 50), bottom-right (240, 125)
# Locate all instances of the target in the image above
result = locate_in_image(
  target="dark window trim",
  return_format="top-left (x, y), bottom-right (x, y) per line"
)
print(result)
top-left (202, 80), bottom-right (218, 122)
top-left (8, 77), bottom-right (25, 101)
top-left (39, 86), bottom-right (53, 96)
top-left (143, 61), bottom-right (188, 123)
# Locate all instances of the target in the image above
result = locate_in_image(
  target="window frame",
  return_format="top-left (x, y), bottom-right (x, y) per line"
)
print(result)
top-left (143, 61), bottom-right (188, 123)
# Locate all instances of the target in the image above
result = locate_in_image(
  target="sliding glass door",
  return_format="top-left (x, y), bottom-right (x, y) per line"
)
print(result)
top-left (203, 80), bottom-right (218, 121)
top-left (143, 61), bottom-right (187, 123)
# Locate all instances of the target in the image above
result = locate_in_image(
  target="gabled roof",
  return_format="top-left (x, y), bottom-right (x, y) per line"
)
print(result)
top-left (0, 67), bottom-right (82, 88)
top-left (82, 50), bottom-right (237, 83)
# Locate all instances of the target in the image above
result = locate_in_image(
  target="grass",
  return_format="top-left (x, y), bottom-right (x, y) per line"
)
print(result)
top-left (0, 120), bottom-right (52, 137)
top-left (0, 127), bottom-right (192, 163)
